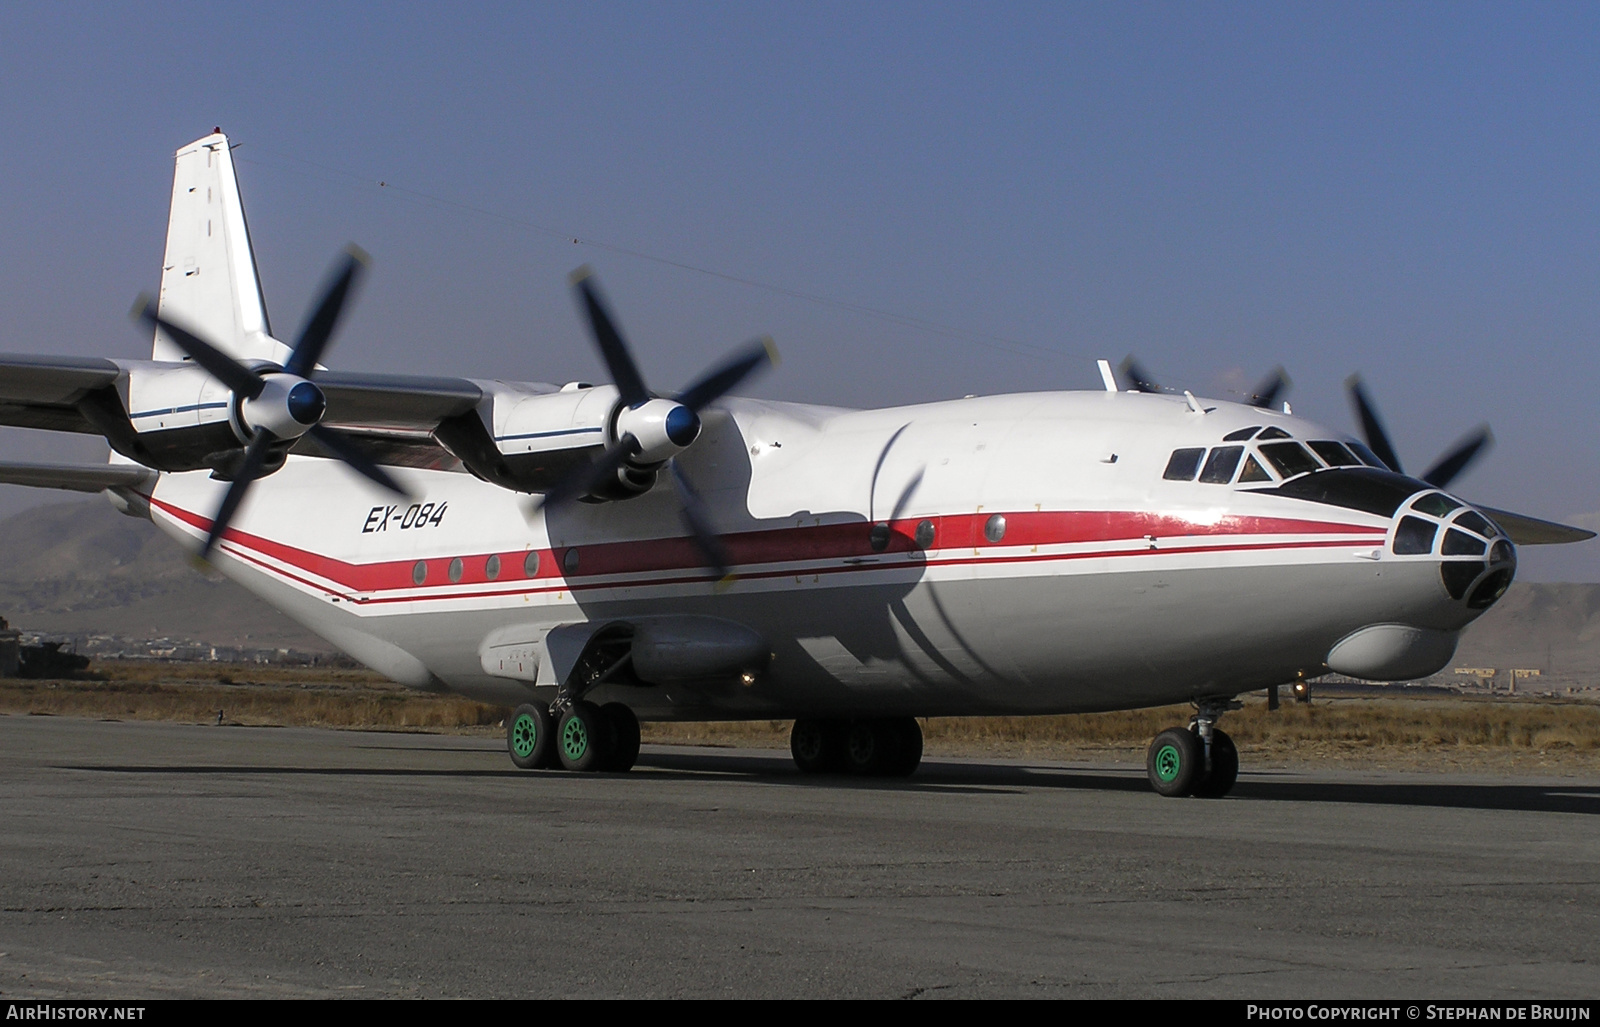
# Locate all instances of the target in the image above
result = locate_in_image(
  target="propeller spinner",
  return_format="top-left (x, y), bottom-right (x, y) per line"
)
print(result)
top-left (135, 246), bottom-right (410, 559)
top-left (535, 266), bottom-right (778, 581)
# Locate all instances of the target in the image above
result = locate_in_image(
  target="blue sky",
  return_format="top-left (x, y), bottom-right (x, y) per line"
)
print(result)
top-left (2, 2), bottom-right (1598, 578)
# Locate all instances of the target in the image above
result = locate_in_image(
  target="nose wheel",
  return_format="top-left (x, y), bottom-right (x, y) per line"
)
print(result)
top-left (1146, 699), bottom-right (1241, 798)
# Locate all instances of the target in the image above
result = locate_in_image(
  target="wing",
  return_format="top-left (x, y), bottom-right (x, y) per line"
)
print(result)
top-left (1476, 505), bottom-right (1596, 546)
top-left (0, 460), bottom-right (155, 493)
top-left (0, 354), bottom-right (596, 492)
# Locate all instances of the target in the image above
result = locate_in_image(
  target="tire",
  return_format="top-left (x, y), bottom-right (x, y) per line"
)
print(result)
top-left (557, 700), bottom-right (614, 772)
top-left (843, 719), bottom-right (902, 776)
top-left (507, 703), bottom-right (554, 770)
top-left (880, 717), bottom-right (923, 777)
top-left (791, 718), bottom-right (846, 773)
top-left (601, 702), bottom-right (640, 772)
top-left (1192, 728), bottom-right (1239, 799)
top-left (1147, 726), bottom-right (1204, 797)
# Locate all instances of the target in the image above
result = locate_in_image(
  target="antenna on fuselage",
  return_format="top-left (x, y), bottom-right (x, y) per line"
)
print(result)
top-left (1096, 359), bottom-right (1118, 392)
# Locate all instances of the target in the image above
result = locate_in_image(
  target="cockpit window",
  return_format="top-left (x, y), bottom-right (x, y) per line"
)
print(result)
top-left (1238, 454), bottom-right (1273, 482)
top-left (1259, 441), bottom-right (1319, 479)
top-left (1257, 426), bottom-right (1292, 440)
top-left (1411, 492), bottom-right (1462, 518)
top-left (1222, 427), bottom-right (1260, 442)
top-left (1308, 441), bottom-right (1361, 467)
top-left (1163, 448), bottom-right (1205, 481)
top-left (1199, 446), bottom-right (1244, 484)
top-left (1347, 442), bottom-right (1389, 470)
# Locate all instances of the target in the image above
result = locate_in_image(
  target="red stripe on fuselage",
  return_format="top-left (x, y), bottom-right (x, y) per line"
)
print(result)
top-left (149, 496), bottom-right (1386, 602)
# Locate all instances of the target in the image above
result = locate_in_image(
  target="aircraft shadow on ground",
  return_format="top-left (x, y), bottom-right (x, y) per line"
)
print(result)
top-left (57, 750), bottom-right (1600, 815)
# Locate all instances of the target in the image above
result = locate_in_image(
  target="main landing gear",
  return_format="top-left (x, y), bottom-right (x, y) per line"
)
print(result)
top-left (1146, 698), bottom-right (1241, 798)
top-left (507, 700), bottom-right (641, 773)
top-left (790, 717), bottom-right (923, 777)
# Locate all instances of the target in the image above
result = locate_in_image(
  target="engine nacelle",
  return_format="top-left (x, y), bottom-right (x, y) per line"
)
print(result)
top-left (238, 374), bottom-right (326, 440)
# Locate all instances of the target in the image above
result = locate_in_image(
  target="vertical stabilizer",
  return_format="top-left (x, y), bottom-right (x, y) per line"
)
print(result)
top-left (153, 131), bottom-right (289, 365)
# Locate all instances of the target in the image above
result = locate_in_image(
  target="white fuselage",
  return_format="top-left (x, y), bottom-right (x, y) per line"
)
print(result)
top-left (140, 388), bottom-right (1504, 719)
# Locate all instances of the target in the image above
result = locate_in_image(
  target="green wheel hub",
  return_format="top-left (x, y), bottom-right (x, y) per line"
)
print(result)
top-left (1154, 743), bottom-right (1182, 783)
top-left (511, 713), bottom-right (539, 759)
top-left (562, 716), bottom-right (589, 762)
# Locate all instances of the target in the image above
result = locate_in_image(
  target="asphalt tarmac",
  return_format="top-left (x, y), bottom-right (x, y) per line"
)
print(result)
top-left (1, 715), bottom-right (1596, 999)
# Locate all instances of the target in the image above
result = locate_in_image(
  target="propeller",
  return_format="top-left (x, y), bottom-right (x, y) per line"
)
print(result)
top-left (1117, 355), bottom-right (1291, 409)
top-left (1344, 374), bottom-right (1493, 489)
top-left (535, 266), bottom-right (778, 581)
top-left (134, 246), bottom-right (410, 560)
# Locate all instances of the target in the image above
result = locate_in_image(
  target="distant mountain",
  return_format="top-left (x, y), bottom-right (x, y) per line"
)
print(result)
top-left (0, 498), bottom-right (333, 650)
top-left (1, 496), bottom-right (1597, 679)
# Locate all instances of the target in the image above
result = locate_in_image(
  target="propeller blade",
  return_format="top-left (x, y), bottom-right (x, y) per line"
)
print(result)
top-left (306, 424), bottom-right (411, 498)
top-left (1247, 366), bottom-right (1292, 409)
top-left (133, 296), bottom-right (264, 399)
top-left (675, 337), bottom-right (779, 412)
top-left (199, 431), bottom-right (274, 560)
top-left (1344, 375), bottom-right (1403, 474)
top-left (285, 246), bottom-right (369, 378)
top-left (569, 266), bottom-right (650, 408)
top-left (1117, 355), bottom-right (1160, 394)
top-left (670, 462), bottom-right (731, 582)
top-left (536, 436), bottom-right (639, 510)
top-left (1421, 425), bottom-right (1493, 488)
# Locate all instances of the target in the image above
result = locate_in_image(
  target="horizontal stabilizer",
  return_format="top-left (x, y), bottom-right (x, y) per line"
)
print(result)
top-left (1476, 505), bottom-right (1596, 546)
top-left (0, 461), bottom-right (155, 493)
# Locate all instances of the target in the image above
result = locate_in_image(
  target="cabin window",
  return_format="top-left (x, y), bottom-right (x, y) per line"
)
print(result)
top-left (1259, 442), bottom-right (1319, 479)
top-left (1308, 441), bottom-right (1361, 467)
top-left (915, 519), bottom-right (936, 549)
top-left (448, 558), bottom-right (464, 583)
top-left (524, 551), bottom-right (541, 576)
top-left (486, 554), bottom-right (502, 580)
top-left (412, 561), bottom-right (427, 585)
top-left (562, 549), bottom-right (580, 575)
top-left (1393, 516), bottom-right (1437, 555)
top-left (1163, 448), bottom-right (1205, 481)
top-left (984, 514), bottom-right (1007, 543)
top-left (1199, 446), bottom-right (1244, 484)
top-left (1238, 454), bottom-right (1273, 483)
top-left (869, 523), bottom-right (891, 552)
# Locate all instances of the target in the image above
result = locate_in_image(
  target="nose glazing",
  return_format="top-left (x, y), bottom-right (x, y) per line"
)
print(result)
top-left (1391, 490), bottom-right (1516, 610)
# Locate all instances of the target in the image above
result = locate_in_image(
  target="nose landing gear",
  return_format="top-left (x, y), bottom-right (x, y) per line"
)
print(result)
top-left (1146, 698), bottom-right (1241, 798)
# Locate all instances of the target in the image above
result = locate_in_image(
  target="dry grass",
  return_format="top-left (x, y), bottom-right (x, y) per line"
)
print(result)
top-left (4, 660), bottom-right (1599, 772)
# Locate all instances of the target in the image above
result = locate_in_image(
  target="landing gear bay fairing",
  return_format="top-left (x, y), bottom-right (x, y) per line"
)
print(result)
top-left (2, 132), bottom-right (1590, 795)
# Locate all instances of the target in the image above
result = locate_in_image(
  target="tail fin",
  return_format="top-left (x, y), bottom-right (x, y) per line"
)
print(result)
top-left (152, 130), bottom-right (289, 366)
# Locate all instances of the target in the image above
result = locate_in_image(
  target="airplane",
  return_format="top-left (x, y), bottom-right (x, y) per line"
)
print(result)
top-left (1, 130), bottom-right (1592, 797)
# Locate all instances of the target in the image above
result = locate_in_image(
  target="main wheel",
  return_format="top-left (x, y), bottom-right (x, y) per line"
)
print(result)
top-left (791, 718), bottom-right (846, 773)
top-left (1192, 728), bottom-right (1239, 799)
top-left (557, 700), bottom-right (614, 772)
top-left (507, 703), bottom-right (554, 770)
top-left (601, 702), bottom-right (641, 772)
top-left (879, 717), bottom-right (923, 777)
top-left (1147, 726), bottom-right (1204, 797)
top-left (843, 719), bottom-right (907, 776)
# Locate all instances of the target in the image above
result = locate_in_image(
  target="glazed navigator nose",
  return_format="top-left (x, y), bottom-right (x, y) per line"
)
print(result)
top-left (1388, 490), bottom-right (1516, 611)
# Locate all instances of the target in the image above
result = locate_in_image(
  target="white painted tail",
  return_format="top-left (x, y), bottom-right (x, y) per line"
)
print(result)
top-left (153, 131), bottom-right (290, 366)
